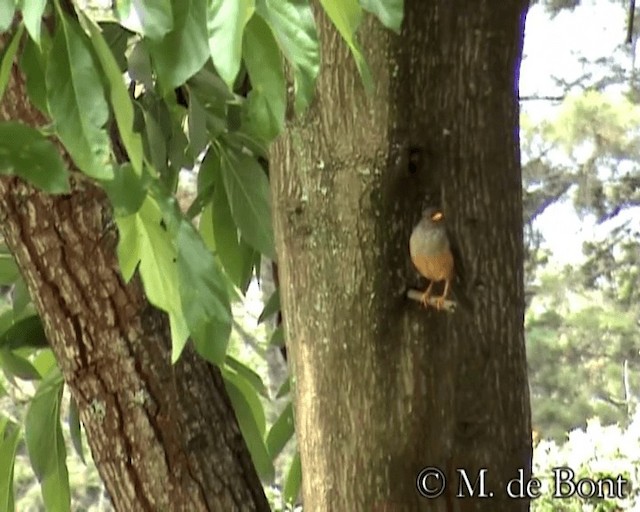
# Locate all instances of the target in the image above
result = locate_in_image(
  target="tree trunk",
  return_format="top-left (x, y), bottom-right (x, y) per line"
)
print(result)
top-left (271, 1), bottom-right (531, 510)
top-left (0, 37), bottom-right (270, 512)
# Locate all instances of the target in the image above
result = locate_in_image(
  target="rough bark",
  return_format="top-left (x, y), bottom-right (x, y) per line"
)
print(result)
top-left (271, 0), bottom-right (531, 511)
top-left (0, 36), bottom-right (270, 512)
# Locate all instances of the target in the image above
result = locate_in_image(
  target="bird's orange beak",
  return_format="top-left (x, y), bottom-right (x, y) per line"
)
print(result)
top-left (430, 210), bottom-right (444, 222)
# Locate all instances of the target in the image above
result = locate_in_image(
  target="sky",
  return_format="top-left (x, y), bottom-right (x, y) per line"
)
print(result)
top-left (520, 0), bottom-right (640, 265)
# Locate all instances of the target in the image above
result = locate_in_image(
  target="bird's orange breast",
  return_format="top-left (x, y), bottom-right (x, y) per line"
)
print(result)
top-left (411, 250), bottom-right (454, 282)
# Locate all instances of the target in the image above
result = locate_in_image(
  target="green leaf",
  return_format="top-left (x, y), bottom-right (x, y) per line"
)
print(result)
top-left (207, 0), bottom-right (255, 88)
top-left (19, 34), bottom-right (49, 114)
top-left (258, 288), bottom-right (279, 324)
top-left (103, 163), bottom-right (147, 216)
top-left (266, 401), bottom-right (294, 459)
top-left (187, 89), bottom-right (208, 156)
top-left (276, 376), bottom-right (290, 398)
top-left (175, 221), bottom-right (232, 364)
top-left (20, 0), bottom-right (47, 45)
top-left (0, 254), bottom-right (19, 285)
top-left (269, 325), bottom-right (284, 347)
top-left (0, 311), bottom-right (10, 343)
top-left (147, 0), bottom-right (209, 89)
top-left (31, 349), bottom-right (56, 378)
top-left (0, 1), bottom-right (15, 32)
top-left (11, 278), bottom-right (32, 319)
top-left (187, 66), bottom-right (234, 138)
top-left (0, 25), bottom-right (23, 104)
top-left (0, 122), bottom-right (70, 193)
top-left (115, 196), bottom-right (189, 351)
top-left (100, 23), bottom-right (131, 72)
top-left (81, 13), bottom-right (144, 176)
top-left (0, 416), bottom-right (20, 512)
top-left (127, 40), bottom-right (153, 90)
top-left (46, 7), bottom-right (113, 180)
top-left (256, 0), bottom-right (320, 114)
top-left (68, 396), bottom-right (85, 464)
top-left (283, 451), bottom-right (302, 504)
top-left (0, 349), bottom-right (41, 380)
top-left (25, 367), bottom-right (70, 512)
top-left (185, 181), bottom-right (214, 220)
top-left (223, 369), bottom-right (274, 481)
top-left (359, 0), bottom-right (403, 34)
top-left (117, 0), bottom-right (173, 41)
top-left (219, 146), bottom-right (275, 260)
top-left (320, 0), bottom-right (362, 43)
top-left (319, 0), bottom-right (373, 92)
top-left (208, 155), bottom-right (253, 287)
top-left (141, 103), bottom-right (169, 178)
top-left (225, 356), bottom-right (268, 396)
top-left (242, 14), bottom-right (285, 142)
top-left (0, 315), bottom-right (47, 350)
top-left (223, 366), bottom-right (266, 435)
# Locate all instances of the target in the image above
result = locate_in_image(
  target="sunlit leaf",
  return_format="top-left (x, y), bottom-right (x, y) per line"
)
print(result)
top-left (0, 348), bottom-right (41, 380)
top-left (0, 416), bottom-right (20, 512)
top-left (207, 0), bottom-right (255, 88)
top-left (359, 0), bottom-right (403, 33)
top-left (176, 221), bottom-right (231, 364)
top-left (283, 451), bottom-right (302, 504)
top-left (242, 14), bottom-right (285, 142)
top-left (220, 146), bottom-right (275, 260)
top-left (115, 197), bottom-right (189, 353)
top-left (276, 376), bottom-right (290, 398)
top-left (225, 356), bottom-right (268, 396)
top-left (208, 153), bottom-right (252, 286)
top-left (116, 0), bottom-right (173, 41)
top-left (319, 0), bottom-right (373, 91)
top-left (46, 7), bottom-right (112, 179)
top-left (68, 396), bottom-right (85, 464)
top-left (103, 163), bottom-right (147, 216)
top-left (223, 369), bottom-right (274, 481)
top-left (147, 0), bottom-right (208, 89)
top-left (82, 13), bottom-right (144, 175)
top-left (0, 1), bottom-right (15, 32)
top-left (21, 0), bottom-right (47, 45)
top-left (0, 253), bottom-right (19, 285)
top-left (258, 289), bottom-right (280, 324)
top-left (269, 325), bottom-right (284, 346)
top-left (0, 25), bottom-right (23, 103)
top-left (19, 35), bottom-right (48, 114)
top-left (25, 367), bottom-right (70, 512)
top-left (266, 401), bottom-right (294, 459)
top-left (256, 0), bottom-right (320, 114)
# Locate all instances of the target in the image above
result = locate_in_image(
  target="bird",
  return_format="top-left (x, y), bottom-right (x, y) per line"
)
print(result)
top-left (409, 207), bottom-right (454, 310)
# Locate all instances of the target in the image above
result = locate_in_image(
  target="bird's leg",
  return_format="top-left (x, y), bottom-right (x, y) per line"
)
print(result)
top-left (420, 281), bottom-right (434, 308)
top-left (434, 279), bottom-right (450, 310)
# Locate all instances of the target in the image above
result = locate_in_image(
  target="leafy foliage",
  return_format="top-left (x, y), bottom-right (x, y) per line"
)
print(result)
top-left (532, 414), bottom-right (640, 511)
top-left (0, 0), bottom-right (403, 509)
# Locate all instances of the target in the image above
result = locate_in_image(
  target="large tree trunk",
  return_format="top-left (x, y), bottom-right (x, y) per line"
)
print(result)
top-left (0, 35), bottom-right (270, 512)
top-left (271, 1), bottom-right (531, 510)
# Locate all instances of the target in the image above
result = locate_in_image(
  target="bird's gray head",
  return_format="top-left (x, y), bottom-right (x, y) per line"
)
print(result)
top-left (418, 207), bottom-right (446, 229)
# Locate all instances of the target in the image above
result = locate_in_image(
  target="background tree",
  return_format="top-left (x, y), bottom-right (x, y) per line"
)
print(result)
top-left (271, 0), bottom-right (531, 510)
top-left (0, 0), bottom-right (533, 511)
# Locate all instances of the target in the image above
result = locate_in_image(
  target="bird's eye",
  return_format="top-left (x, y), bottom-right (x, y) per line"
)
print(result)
top-left (431, 211), bottom-right (444, 222)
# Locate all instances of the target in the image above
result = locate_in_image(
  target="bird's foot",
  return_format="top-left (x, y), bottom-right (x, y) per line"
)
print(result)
top-left (433, 295), bottom-right (446, 310)
top-left (419, 291), bottom-right (431, 308)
